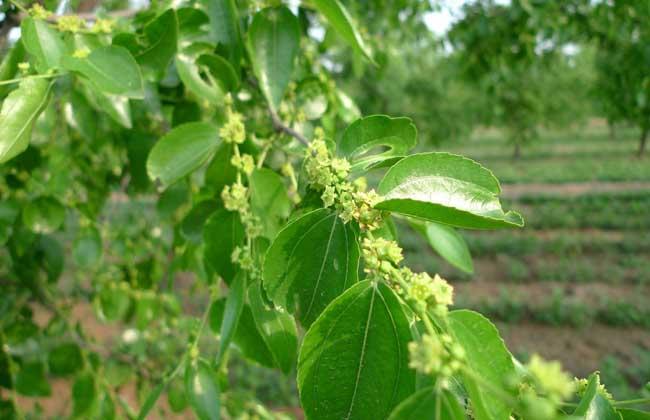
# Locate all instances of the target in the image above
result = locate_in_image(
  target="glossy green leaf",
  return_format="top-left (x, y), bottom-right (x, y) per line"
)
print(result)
top-left (21, 18), bottom-right (66, 72)
top-left (448, 310), bottom-right (515, 420)
top-left (411, 221), bottom-right (473, 274)
top-left (205, 143), bottom-right (238, 193)
top-left (0, 41), bottom-right (25, 97)
top-left (209, 299), bottom-right (275, 368)
top-left (619, 409), bottom-right (650, 420)
top-left (248, 6), bottom-right (300, 110)
top-left (14, 361), bottom-right (51, 397)
top-left (298, 280), bottom-right (415, 420)
top-left (136, 9), bottom-right (178, 78)
top-left (185, 359), bottom-right (220, 420)
top-left (204, 0), bottom-right (243, 69)
top-left (48, 343), bottom-right (83, 376)
top-left (81, 81), bottom-right (132, 128)
top-left (250, 168), bottom-right (291, 239)
top-left (0, 77), bottom-right (51, 163)
top-left (97, 391), bottom-right (116, 420)
top-left (217, 271), bottom-right (246, 367)
top-left (574, 373), bottom-right (620, 420)
top-left (147, 122), bottom-right (220, 187)
top-left (204, 209), bottom-right (245, 284)
top-left (197, 54), bottom-right (240, 92)
top-left (175, 52), bottom-right (223, 105)
top-left (22, 196), bottom-right (65, 234)
top-left (312, 0), bottom-right (373, 62)
top-left (136, 382), bottom-right (164, 420)
top-left (38, 235), bottom-right (65, 283)
top-left (63, 46), bottom-right (144, 98)
top-left (98, 286), bottom-right (132, 322)
top-left (263, 208), bottom-right (360, 327)
top-left (388, 388), bottom-right (465, 420)
top-left (339, 115), bottom-right (417, 172)
top-left (72, 227), bottom-right (102, 268)
top-left (72, 372), bottom-right (96, 417)
top-left (376, 153), bottom-right (524, 229)
top-left (248, 281), bottom-right (298, 374)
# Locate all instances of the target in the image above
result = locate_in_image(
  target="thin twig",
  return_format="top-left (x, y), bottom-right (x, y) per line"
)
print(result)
top-left (270, 109), bottom-right (309, 146)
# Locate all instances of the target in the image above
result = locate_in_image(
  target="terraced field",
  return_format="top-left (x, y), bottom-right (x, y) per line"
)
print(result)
top-left (403, 122), bottom-right (650, 398)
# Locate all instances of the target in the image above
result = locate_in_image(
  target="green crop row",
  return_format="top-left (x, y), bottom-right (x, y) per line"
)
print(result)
top-left (458, 292), bottom-right (650, 328)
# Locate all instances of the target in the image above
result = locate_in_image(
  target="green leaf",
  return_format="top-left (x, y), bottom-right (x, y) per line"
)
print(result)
top-left (410, 221), bottom-right (473, 274)
top-left (205, 143), bottom-right (238, 193)
top-left (0, 77), bottom-right (51, 163)
top-left (72, 227), bottom-right (102, 268)
top-left (203, 209), bottom-right (245, 285)
top-left (38, 235), bottom-right (65, 283)
top-left (98, 286), bottom-right (132, 322)
top-left (175, 51), bottom-right (223, 105)
top-left (209, 299), bottom-right (275, 368)
top-left (203, 0), bottom-right (243, 70)
top-left (197, 54), bottom-right (240, 92)
top-left (167, 378), bottom-right (188, 413)
top-left (376, 153), bottom-right (524, 229)
top-left (97, 391), bottom-right (116, 420)
top-left (312, 0), bottom-right (373, 62)
top-left (263, 208), bottom-right (360, 327)
top-left (249, 168), bottom-right (291, 239)
top-left (72, 372), bottom-right (96, 417)
top-left (48, 342), bottom-right (84, 376)
top-left (339, 115), bottom-right (417, 172)
top-left (217, 271), bottom-right (246, 367)
top-left (147, 122), bottom-right (220, 187)
top-left (388, 388), bottom-right (465, 420)
top-left (0, 41), bottom-right (25, 97)
top-left (136, 9), bottom-right (179, 79)
top-left (63, 46), bottom-right (144, 98)
top-left (14, 361), bottom-right (51, 397)
top-left (448, 310), bottom-right (515, 420)
top-left (574, 373), bottom-right (621, 420)
top-left (619, 409), bottom-right (650, 420)
top-left (21, 18), bottom-right (66, 72)
top-left (181, 199), bottom-right (218, 244)
top-left (185, 359), bottom-right (220, 420)
top-left (248, 6), bottom-right (300, 110)
top-left (248, 281), bottom-right (298, 374)
top-left (136, 382), bottom-right (164, 420)
top-left (22, 196), bottom-right (65, 234)
top-left (80, 81), bottom-right (132, 128)
top-left (298, 280), bottom-right (415, 420)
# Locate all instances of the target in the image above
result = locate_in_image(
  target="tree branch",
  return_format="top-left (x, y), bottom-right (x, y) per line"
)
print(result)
top-left (17, 8), bottom-right (140, 23)
top-left (270, 109), bottom-right (309, 146)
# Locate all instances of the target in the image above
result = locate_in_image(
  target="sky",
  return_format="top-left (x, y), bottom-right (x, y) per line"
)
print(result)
top-left (425, 0), bottom-right (511, 35)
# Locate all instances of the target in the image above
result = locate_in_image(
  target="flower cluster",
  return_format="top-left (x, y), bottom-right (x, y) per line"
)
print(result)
top-left (219, 102), bottom-right (246, 144)
top-left (57, 15), bottom-right (86, 33)
top-left (513, 354), bottom-right (576, 420)
top-left (408, 333), bottom-right (465, 381)
top-left (29, 4), bottom-right (52, 20)
top-left (362, 236), bottom-right (454, 316)
top-left (231, 153), bottom-right (255, 176)
top-left (526, 354), bottom-right (575, 402)
top-left (92, 18), bottom-right (115, 34)
top-left (304, 134), bottom-right (384, 230)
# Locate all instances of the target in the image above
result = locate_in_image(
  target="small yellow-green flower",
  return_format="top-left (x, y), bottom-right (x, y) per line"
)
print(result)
top-left (92, 18), bottom-right (115, 34)
top-left (57, 15), bottom-right (86, 33)
top-left (72, 48), bottom-right (91, 59)
top-left (526, 354), bottom-right (575, 401)
top-left (220, 111), bottom-right (246, 144)
top-left (29, 4), bottom-right (52, 20)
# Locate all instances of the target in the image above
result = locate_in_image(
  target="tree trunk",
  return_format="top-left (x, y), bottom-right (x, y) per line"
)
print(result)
top-left (608, 122), bottom-right (616, 141)
top-left (513, 142), bottom-right (521, 159)
top-left (639, 128), bottom-right (648, 157)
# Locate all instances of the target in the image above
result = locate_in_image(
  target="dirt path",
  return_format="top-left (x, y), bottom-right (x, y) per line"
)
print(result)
top-left (502, 181), bottom-right (650, 198)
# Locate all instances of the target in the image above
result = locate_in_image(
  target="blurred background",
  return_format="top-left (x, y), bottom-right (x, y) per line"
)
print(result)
top-left (1, 0), bottom-right (649, 415)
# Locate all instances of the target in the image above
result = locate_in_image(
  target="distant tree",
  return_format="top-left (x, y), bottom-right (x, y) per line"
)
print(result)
top-left (589, 2), bottom-right (650, 156)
